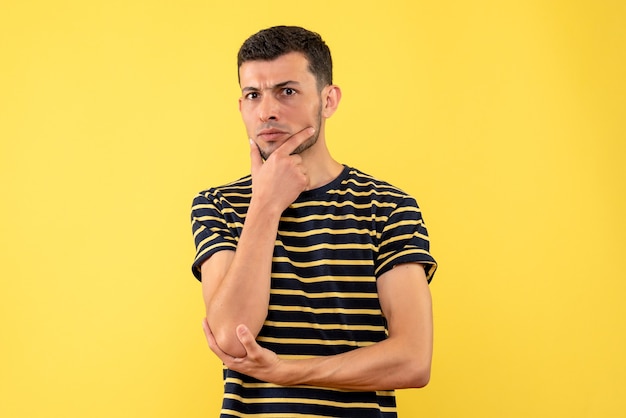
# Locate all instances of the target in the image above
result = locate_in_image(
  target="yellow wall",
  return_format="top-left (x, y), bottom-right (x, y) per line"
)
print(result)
top-left (2, 1), bottom-right (624, 417)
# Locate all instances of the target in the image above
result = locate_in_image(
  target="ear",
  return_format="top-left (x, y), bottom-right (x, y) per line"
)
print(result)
top-left (321, 85), bottom-right (342, 118)
top-left (238, 96), bottom-right (243, 113)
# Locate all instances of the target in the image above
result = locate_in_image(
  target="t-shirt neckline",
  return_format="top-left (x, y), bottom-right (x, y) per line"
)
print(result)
top-left (296, 165), bottom-right (351, 200)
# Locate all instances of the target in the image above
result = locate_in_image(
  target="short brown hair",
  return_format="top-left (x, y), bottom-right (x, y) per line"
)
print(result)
top-left (237, 26), bottom-right (333, 90)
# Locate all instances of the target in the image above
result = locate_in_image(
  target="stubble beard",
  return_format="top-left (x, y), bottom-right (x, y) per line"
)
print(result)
top-left (259, 102), bottom-right (323, 160)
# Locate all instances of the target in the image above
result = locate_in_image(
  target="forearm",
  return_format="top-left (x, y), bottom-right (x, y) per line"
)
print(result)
top-left (205, 199), bottom-right (281, 357)
top-left (277, 335), bottom-right (432, 391)
top-left (277, 265), bottom-right (433, 391)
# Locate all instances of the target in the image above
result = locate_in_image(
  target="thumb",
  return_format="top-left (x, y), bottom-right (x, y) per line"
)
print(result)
top-left (249, 139), bottom-right (263, 174)
top-left (236, 324), bottom-right (256, 349)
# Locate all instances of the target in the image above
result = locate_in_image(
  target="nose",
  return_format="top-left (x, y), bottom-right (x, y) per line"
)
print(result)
top-left (258, 95), bottom-right (279, 122)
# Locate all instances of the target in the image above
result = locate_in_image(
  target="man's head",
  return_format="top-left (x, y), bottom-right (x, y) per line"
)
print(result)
top-left (237, 26), bottom-right (333, 91)
top-left (237, 26), bottom-right (341, 160)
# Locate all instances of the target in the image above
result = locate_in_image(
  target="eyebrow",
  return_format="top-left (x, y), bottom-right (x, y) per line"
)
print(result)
top-left (241, 80), bottom-right (301, 93)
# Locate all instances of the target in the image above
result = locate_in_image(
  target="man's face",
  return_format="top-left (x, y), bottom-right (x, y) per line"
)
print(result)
top-left (238, 52), bottom-right (323, 159)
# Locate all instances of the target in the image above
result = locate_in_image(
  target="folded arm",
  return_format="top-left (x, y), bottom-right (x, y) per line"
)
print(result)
top-left (203, 262), bottom-right (433, 391)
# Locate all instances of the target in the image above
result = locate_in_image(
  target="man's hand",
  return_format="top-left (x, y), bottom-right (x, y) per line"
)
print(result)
top-left (202, 318), bottom-right (287, 384)
top-left (249, 127), bottom-right (315, 214)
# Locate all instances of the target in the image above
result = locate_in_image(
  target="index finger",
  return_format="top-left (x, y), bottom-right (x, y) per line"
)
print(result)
top-left (275, 127), bottom-right (316, 156)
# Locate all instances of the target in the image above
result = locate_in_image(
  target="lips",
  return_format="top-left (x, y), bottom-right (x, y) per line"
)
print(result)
top-left (257, 128), bottom-right (289, 142)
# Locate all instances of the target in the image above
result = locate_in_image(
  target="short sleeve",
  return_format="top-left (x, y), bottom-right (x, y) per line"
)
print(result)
top-left (374, 196), bottom-right (437, 282)
top-left (190, 192), bottom-right (238, 281)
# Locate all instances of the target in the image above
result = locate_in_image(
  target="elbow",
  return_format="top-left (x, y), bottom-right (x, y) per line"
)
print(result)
top-left (405, 361), bottom-right (431, 388)
top-left (412, 367), bottom-right (431, 388)
top-left (205, 318), bottom-right (248, 358)
top-left (214, 329), bottom-right (248, 358)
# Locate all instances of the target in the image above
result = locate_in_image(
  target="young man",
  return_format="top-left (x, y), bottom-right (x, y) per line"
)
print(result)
top-left (191, 26), bottom-right (437, 417)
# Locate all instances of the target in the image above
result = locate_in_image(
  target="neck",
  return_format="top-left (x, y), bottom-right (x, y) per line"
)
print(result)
top-left (300, 135), bottom-right (343, 189)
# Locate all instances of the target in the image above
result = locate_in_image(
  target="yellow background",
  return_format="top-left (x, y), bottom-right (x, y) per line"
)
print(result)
top-left (2, 1), bottom-right (625, 417)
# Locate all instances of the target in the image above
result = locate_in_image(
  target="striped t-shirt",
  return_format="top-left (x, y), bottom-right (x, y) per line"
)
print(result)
top-left (191, 165), bottom-right (437, 417)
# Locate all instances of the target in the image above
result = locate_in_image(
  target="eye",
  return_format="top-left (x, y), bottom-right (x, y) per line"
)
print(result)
top-left (282, 88), bottom-right (297, 96)
top-left (244, 92), bottom-right (259, 100)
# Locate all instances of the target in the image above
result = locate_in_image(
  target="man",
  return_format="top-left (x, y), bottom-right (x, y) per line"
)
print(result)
top-left (191, 25), bottom-right (437, 417)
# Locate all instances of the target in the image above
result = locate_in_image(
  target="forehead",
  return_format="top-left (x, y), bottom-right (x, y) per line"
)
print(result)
top-left (238, 52), bottom-right (315, 88)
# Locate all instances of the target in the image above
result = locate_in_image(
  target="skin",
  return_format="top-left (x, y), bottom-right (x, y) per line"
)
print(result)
top-left (200, 51), bottom-right (434, 390)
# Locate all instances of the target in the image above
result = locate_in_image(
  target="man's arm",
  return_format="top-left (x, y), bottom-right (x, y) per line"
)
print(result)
top-left (203, 262), bottom-right (433, 391)
top-left (201, 128), bottom-right (315, 358)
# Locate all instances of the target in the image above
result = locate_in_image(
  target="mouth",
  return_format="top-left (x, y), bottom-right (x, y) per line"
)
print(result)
top-left (256, 128), bottom-right (289, 142)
